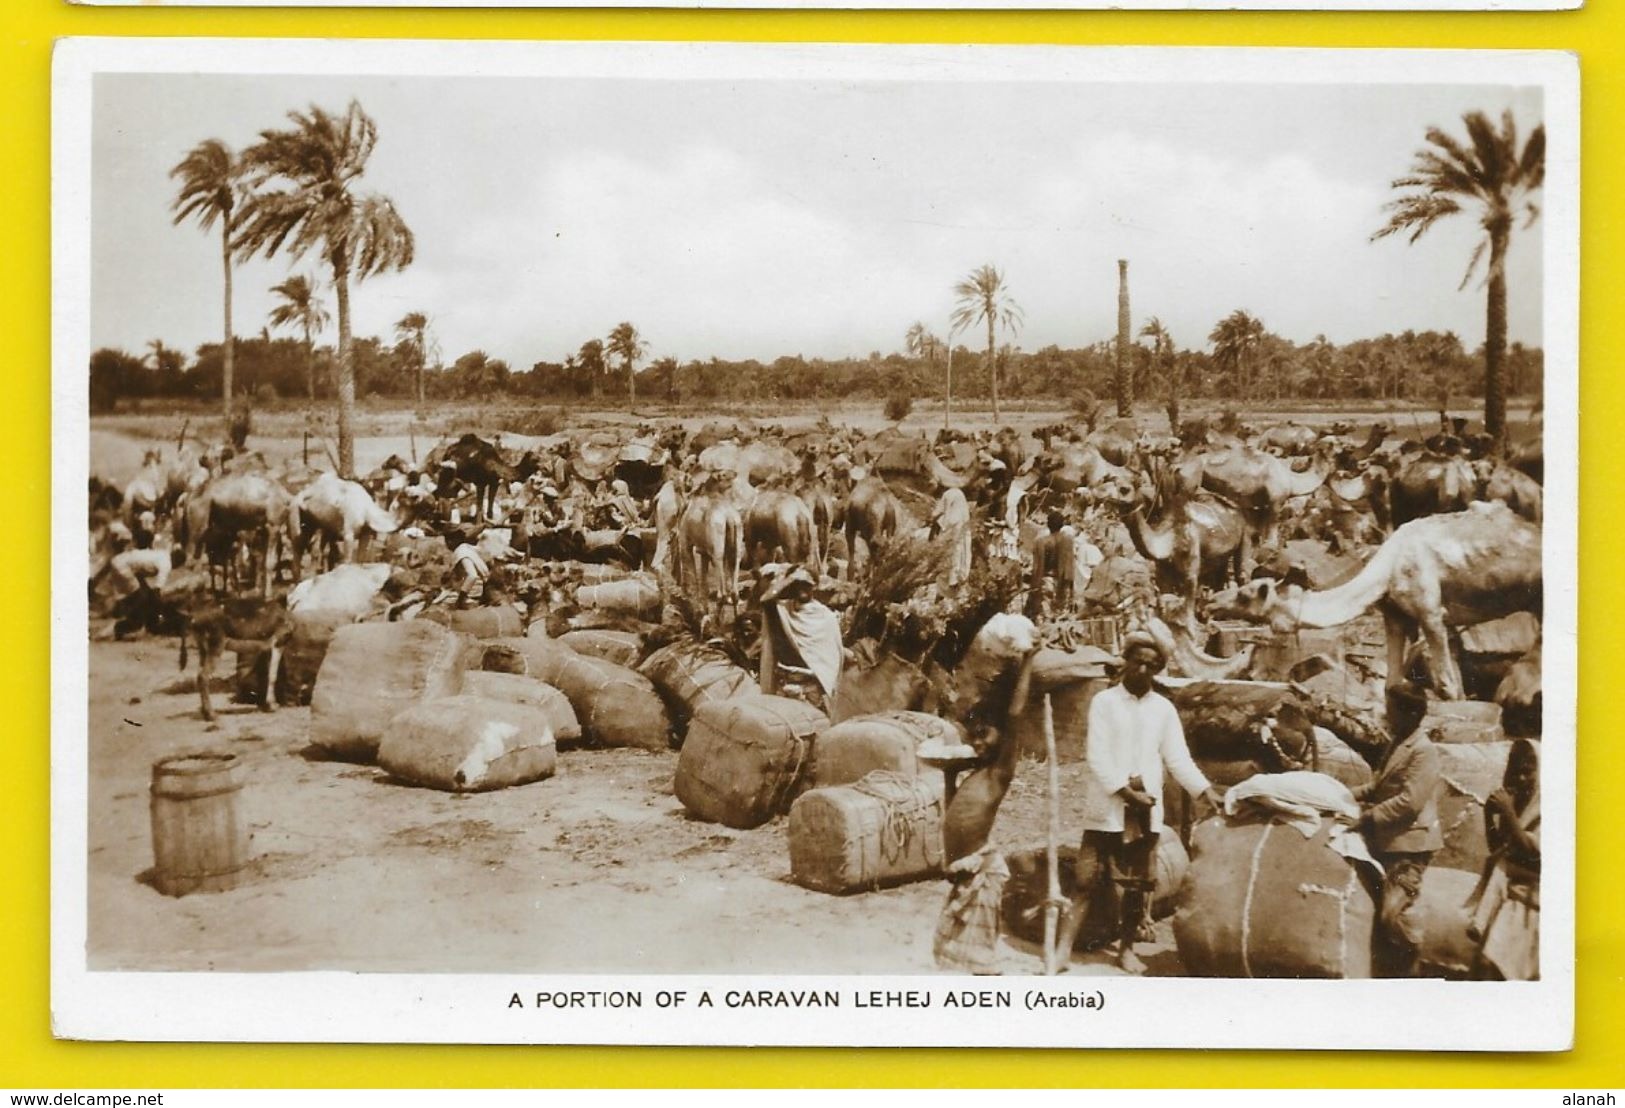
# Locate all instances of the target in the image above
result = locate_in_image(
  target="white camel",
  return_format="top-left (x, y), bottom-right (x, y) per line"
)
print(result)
top-left (1207, 500), bottom-right (1541, 700)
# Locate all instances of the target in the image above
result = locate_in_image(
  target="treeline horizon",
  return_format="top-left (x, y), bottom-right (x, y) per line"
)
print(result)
top-left (91, 325), bottom-right (1544, 415)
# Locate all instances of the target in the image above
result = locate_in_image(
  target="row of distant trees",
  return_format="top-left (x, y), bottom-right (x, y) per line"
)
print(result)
top-left (90, 323), bottom-right (1542, 414)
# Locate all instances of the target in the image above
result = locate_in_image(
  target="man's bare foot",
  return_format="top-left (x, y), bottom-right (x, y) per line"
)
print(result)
top-left (1116, 947), bottom-right (1147, 975)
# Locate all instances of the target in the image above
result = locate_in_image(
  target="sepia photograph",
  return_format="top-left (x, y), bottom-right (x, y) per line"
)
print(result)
top-left (52, 40), bottom-right (1576, 1048)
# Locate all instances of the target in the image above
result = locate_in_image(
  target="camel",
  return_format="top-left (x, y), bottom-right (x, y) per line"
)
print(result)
top-left (675, 470), bottom-right (743, 614)
top-left (425, 433), bottom-right (517, 521)
top-left (1258, 422), bottom-right (1320, 456)
top-left (843, 474), bottom-right (908, 572)
top-left (794, 452), bottom-right (838, 574)
top-left (183, 472), bottom-right (302, 599)
top-left (1088, 419), bottom-right (1142, 468)
top-left (179, 594), bottom-right (293, 723)
top-left (122, 452), bottom-right (166, 525)
top-left (1474, 460), bottom-right (1544, 523)
top-left (293, 471), bottom-right (404, 575)
top-left (743, 488), bottom-right (818, 571)
top-left (1384, 445), bottom-right (1479, 528)
top-left (1124, 488), bottom-right (1249, 635)
top-left (651, 477), bottom-right (685, 572)
top-left (1207, 501), bottom-right (1542, 700)
top-left (1196, 440), bottom-right (1334, 574)
top-left (697, 439), bottom-right (798, 488)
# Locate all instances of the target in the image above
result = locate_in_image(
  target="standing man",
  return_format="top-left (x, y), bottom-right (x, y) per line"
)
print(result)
top-left (1058, 631), bottom-right (1221, 973)
top-left (1349, 682), bottom-right (1444, 977)
top-left (1028, 510), bottom-right (1077, 619)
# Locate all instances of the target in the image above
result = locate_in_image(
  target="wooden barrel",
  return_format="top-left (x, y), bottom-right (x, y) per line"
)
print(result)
top-left (149, 752), bottom-right (248, 897)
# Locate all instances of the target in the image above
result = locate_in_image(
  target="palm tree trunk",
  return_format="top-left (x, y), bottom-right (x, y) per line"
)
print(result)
top-left (303, 323), bottom-right (315, 401)
top-left (628, 359), bottom-right (636, 409)
top-left (1115, 259), bottom-right (1131, 417)
top-left (334, 262), bottom-right (356, 478)
top-left (416, 330), bottom-right (426, 408)
top-left (987, 313), bottom-right (998, 424)
top-left (1484, 228), bottom-right (1510, 452)
top-left (944, 344), bottom-right (953, 431)
top-left (220, 225), bottom-right (234, 422)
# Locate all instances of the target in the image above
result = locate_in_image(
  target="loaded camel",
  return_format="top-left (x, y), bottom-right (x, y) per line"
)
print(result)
top-left (1208, 500), bottom-right (1541, 701)
top-left (293, 471), bottom-right (405, 575)
top-left (1194, 439), bottom-right (1335, 576)
top-left (182, 471), bottom-right (302, 599)
top-left (674, 469), bottom-right (744, 616)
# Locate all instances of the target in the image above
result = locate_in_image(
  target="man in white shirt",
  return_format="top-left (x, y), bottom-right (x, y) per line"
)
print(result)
top-left (1058, 631), bottom-right (1221, 973)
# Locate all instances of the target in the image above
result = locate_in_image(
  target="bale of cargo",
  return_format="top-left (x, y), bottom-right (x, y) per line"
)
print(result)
top-left (829, 652), bottom-right (934, 721)
top-left (310, 621), bottom-right (478, 761)
top-left (378, 695), bottom-right (557, 792)
top-left (1434, 740), bottom-right (1513, 873)
top-left (1000, 834), bottom-right (1190, 952)
top-left (418, 604), bottom-right (525, 640)
top-left (638, 641), bottom-right (755, 730)
top-left (1312, 726), bottom-right (1374, 790)
top-left (1173, 816), bottom-right (1376, 978)
top-left (1413, 866), bottom-right (1483, 978)
top-left (481, 636), bottom-right (669, 750)
top-left (574, 575), bottom-right (661, 620)
top-left (560, 628), bottom-right (644, 667)
top-left (675, 695), bottom-right (829, 829)
top-left (1011, 676), bottom-right (1109, 764)
top-left (288, 563), bottom-right (393, 618)
top-left (1423, 700), bottom-right (1505, 745)
top-left (1164, 681), bottom-right (1310, 764)
top-left (811, 711), bottom-right (965, 788)
top-left (788, 771), bottom-right (945, 893)
top-left (460, 670), bottom-right (582, 745)
top-left (275, 609), bottom-right (354, 707)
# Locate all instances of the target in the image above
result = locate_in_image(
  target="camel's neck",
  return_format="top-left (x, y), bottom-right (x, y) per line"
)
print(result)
top-left (1274, 541), bottom-right (1395, 629)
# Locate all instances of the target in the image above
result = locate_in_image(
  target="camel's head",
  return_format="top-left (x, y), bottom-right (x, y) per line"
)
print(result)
top-left (1206, 574), bottom-right (1305, 631)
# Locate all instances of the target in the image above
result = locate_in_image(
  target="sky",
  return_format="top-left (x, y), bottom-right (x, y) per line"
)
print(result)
top-left (89, 72), bottom-right (1546, 370)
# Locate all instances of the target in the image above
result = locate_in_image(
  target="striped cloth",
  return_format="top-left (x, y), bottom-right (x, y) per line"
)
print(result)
top-left (933, 847), bottom-right (1010, 975)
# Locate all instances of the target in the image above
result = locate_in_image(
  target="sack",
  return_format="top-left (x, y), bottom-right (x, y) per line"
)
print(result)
top-left (1435, 740), bottom-right (1513, 872)
top-left (559, 628), bottom-right (643, 667)
top-left (460, 670), bottom-right (582, 745)
top-left (812, 711), bottom-right (964, 788)
top-left (575, 576), bottom-right (661, 619)
top-left (1424, 701), bottom-right (1505, 745)
top-left (1311, 726), bottom-right (1374, 790)
top-left (419, 604), bottom-right (525, 640)
top-left (276, 609), bottom-right (354, 707)
top-left (1173, 817), bottom-right (1375, 978)
top-left (1000, 834), bottom-right (1190, 951)
top-left (480, 636), bottom-right (670, 751)
top-left (288, 563), bottom-right (392, 618)
top-left (310, 621), bottom-right (479, 761)
top-left (378, 695), bottom-right (556, 792)
top-left (789, 771), bottom-right (945, 894)
top-left (638, 642), bottom-right (755, 733)
top-left (1010, 676), bottom-right (1109, 764)
top-left (675, 695), bottom-right (828, 829)
top-left (1413, 866), bottom-right (1483, 978)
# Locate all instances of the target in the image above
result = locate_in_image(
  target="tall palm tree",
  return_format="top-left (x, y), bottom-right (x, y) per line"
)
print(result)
top-left (1140, 317), bottom-right (1178, 429)
top-left (144, 338), bottom-right (180, 374)
top-left (606, 322), bottom-right (648, 408)
top-left (394, 311), bottom-right (431, 407)
top-left (950, 264), bottom-right (1023, 424)
top-left (1373, 109), bottom-right (1544, 448)
top-left (1209, 309), bottom-right (1266, 401)
top-left (170, 139), bottom-right (242, 423)
top-left (233, 101), bottom-right (415, 476)
top-left (268, 275), bottom-right (331, 401)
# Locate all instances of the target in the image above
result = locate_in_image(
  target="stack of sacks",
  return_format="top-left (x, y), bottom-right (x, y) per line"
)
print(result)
top-left (310, 621), bottom-right (480, 761)
top-left (675, 695), bottom-right (829, 829)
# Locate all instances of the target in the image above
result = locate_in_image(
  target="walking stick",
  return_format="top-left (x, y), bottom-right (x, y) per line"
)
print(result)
top-left (1042, 692), bottom-right (1063, 976)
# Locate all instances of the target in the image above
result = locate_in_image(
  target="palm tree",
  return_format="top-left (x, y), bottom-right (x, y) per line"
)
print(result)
top-left (1373, 109), bottom-right (1544, 448)
top-left (905, 321), bottom-right (942, 394)
top-left (394, 311), bottom-right (431, 407)
top-left (268, 275), bottom-right (331, 401)
top-left (606, 322), bottom-right (649, 409)
top-left (1140, 317), bottom-right (1178, 429)
top-left (1209, 309), bottom-right (1266, 401)
top-left (950, 264), bottom-right (1024, 424)
top-left (144, 338), bottom-right (180, 374)
top-left (233, 101), bottom-right (415, 476)
top-left (170, 139), bottom-right (242, 423)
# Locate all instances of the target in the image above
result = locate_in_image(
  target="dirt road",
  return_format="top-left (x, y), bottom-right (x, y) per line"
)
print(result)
top-left (86, 639), bottom-right (1164, 977)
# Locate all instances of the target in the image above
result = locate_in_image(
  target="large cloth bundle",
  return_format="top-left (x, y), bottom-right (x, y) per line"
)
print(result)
top-left (460, 670), bottom-right (582, 745)
top-left (559, 628), bottom-right (643, 667)
top-left (310, 621), bottom-right (478, 761)
top-left (1312, 726), bottom-right (1374, 790)
top-left (1165, 681), bottom-right (1308, 764)
top-left (377, 695), bottom-right (557, 792)
top-left (788, 771), bottom-right (945, 894)
top-left (1412, 866), bottom-right (1484, 978)
top-left (275, 609), bottom-right (354, 707)
top-left (288, 563), bottom-right (392, 618)
top-left (1000, 834), bottom-right (1190, 952)
top-left (575, 576), bottom-right (661, 620)
top-left (1011, 677), bottom-right (1109, 764)
top-left (418, 604), bottom-right (526, 640)
top-left (675, 695), bottom-right (829, 829)
top-left (481, 636), bottom-right (670, 751)
top-left (638, 642), bottom-right (755, 731)
top-left (1423, 700), bottom-right (1505, 745)
top-left (1173, 817), bottom-right (1376, 979)
top-left (811, 711), bottom-right (964, 788)
top-left (1434, 740), bottom-right (1513, 872)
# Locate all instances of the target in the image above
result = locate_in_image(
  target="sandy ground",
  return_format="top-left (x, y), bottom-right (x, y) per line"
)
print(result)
top-left (87, 637), bottom-right (1172, 977)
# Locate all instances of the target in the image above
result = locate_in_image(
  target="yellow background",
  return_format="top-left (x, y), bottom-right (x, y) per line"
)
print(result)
top-left (4, 0), bottom-right (1616, 1088)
